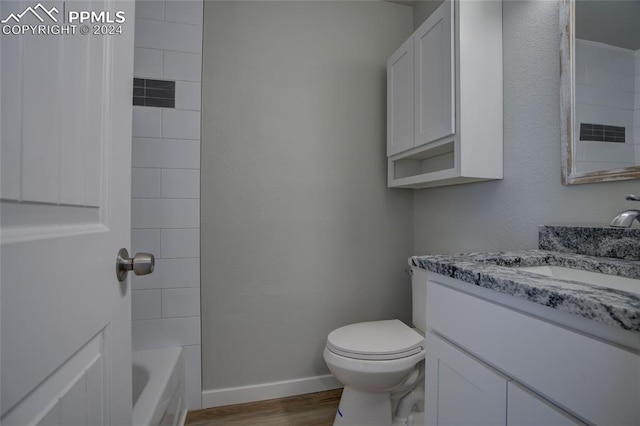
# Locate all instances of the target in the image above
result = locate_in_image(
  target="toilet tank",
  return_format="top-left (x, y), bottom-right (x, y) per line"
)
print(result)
top-left (411, 267), bottom-right (428, 333)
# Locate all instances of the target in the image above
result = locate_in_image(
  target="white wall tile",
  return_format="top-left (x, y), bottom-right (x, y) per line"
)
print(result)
top-left (162, 287), bottom-right (200, 318)
top-left (132, 229), bottom-right (161, 255)
top-left (134, 48), bottom-right (163, 79)
top-left (135, 18), bottom-right (203, 54)
top-left (132, 290), bottom-right (162, 320)
top-left (132, 168), bottom-right (161, 198)
top-left (132, 0), bottom-right (202, 355)
top-left (163, 51), bottom-right (202, 82)
top-left (165, 1), bottom-right (203, 26)
top-left (162, 109), bottom-right (201, 140)
top-left (161, 228), bottom-right (200, 258)
top-left (576, 103), bottom-right (634, 128)
top-left (175, 81), bottom-right (202, 111)
top-left (135, 0), bottom-right (165, 21)
top-left (133, 106), bottom-right (162, 138)
top-left (184, 345), bottom-right (202, 410)
top-left (132, 258), bottom-right (200, 289)
top-left (132, 198), bottom-right (199, 229)
top-left (132, 138), bottom-right (200, 169)
top-left (132, 316), bottom-right (201, 350)
top-left (576, 84), bottom-right (634, 110)
top-left (162, 169), bottom-right (200, 199)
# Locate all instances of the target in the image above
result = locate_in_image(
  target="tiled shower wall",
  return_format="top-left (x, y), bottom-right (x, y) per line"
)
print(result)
top-left (574, 39), bottom-right (637, 172)
top-left (130, 0), bottom-right (203, 410)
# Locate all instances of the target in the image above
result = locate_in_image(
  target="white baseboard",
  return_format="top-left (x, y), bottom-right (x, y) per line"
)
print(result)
top-left (201, 374), bottom-right (342, 408)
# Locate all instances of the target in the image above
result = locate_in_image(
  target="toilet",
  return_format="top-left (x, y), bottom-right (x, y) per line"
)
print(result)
top-left (323, 268), bottom-right (427, 425)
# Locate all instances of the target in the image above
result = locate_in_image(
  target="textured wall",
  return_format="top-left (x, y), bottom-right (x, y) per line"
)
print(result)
top-left (200, 1), bottom-right (414, 393)
top-left (412, 0), bottom-right (640, 256)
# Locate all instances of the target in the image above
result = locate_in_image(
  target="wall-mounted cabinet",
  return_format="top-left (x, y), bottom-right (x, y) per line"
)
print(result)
top-left (387, 0), bottom-right (503, 189)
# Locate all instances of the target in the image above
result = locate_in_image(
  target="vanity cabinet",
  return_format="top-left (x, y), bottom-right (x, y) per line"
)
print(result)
top-left (425, 332), bottom-right (507, 426)
top-left (507, 382), bottom-right (582, 426)
top-left (425, 332), bottom-right (583, 426)
top-left (422, 273), bottom-right (639, 425)
top-left (386, 0), bottom-right (503, 189)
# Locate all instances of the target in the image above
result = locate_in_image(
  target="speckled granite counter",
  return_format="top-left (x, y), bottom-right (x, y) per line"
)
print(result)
top-left (539, 225), bottom-right (640, 261)
top-left (410, 250), bottom-right (640, 332)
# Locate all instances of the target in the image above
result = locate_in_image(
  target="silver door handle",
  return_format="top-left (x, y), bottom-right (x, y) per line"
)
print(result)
top-left (116, 248), bottom-right (155, 281)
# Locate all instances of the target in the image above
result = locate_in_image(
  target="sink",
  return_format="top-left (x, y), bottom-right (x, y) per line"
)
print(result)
top-left (518, 265), bottom-right (640, 295)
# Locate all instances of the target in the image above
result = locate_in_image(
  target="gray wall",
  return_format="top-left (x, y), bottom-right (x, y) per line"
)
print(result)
top-left (412, 0), bottom-right (444, 30)
top-left (413, 0), bottom-right (640, 255)
top-left (201, 1), bottom-right (414, 391)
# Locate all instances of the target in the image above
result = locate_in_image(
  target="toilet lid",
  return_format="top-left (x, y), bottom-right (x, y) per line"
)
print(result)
top-left (326, 319), bottom-right (424, 361)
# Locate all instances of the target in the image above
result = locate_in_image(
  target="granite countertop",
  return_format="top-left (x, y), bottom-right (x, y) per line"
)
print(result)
top-left (410, 250), bottom-right (640, 332)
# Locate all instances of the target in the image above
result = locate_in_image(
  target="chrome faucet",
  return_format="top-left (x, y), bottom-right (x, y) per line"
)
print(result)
top-left (610, 194), bottom-right (640, 228)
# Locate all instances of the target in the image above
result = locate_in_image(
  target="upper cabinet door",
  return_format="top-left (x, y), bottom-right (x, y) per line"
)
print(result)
top-left (387, 37), bottom-right (414, 156)
top-left (414, 0), bottom-right (455, 147)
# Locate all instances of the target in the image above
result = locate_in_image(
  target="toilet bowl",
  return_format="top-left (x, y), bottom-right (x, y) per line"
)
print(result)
top-left (323, 268), bottom-right (428, 425)
top-left (323, 319), bottom-right (425, 425)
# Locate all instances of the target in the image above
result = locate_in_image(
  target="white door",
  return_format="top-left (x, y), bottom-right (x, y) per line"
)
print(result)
top-left (1, 0), bottom-right (135, 424)
top-left (425, 332), bottom-right (507, 426)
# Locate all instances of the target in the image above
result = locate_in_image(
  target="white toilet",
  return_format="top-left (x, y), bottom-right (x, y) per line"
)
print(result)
top-left (323, 269), bottom-right (427, 425)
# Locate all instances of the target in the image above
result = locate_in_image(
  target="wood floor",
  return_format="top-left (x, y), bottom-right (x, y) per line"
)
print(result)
top-left (185, 389), bottom-right (343, 426)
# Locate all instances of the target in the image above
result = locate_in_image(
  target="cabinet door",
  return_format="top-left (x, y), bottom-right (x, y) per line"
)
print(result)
top-left (387, 37), bottom-right (414, 156)
top-left (507, 382), bottom-right (586, 426)
top-left (425, 332), bottom-right (507, 426)
top-left (414, 0), bottom-right (455, 147)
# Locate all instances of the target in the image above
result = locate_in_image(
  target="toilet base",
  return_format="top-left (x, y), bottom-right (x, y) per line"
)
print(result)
top-left (333, 386), bottom-right (392, 426)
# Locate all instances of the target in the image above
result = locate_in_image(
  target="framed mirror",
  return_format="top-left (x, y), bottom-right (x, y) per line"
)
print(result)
top-left (560, 0), bottom-right (640, 185)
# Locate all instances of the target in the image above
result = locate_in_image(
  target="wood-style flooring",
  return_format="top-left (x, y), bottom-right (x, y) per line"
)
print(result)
top-left (185, 389), bottom-right (343, 426)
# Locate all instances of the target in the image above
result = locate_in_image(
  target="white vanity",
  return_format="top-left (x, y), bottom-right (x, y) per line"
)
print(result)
top-left (412, 228), bottom-right (640, 426)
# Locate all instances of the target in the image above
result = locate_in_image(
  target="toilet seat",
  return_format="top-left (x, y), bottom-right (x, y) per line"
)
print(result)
top-left (326, 319), bottom-right (424, 361)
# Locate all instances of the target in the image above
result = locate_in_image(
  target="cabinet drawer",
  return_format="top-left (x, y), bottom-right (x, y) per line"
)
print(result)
top-left (426, 280), bottom-right (640, 425)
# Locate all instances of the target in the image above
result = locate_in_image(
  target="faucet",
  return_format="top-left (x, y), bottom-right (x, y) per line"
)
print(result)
top-left (610, 194), bottom-right (640, 228)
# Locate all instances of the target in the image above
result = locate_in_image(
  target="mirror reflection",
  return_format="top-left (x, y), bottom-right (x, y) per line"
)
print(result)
top-left (573, 0), bottom-right (640, 175)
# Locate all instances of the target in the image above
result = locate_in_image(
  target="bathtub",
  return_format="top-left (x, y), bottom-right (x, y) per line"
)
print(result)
top-left (132, 347), bottom-right (186, 426)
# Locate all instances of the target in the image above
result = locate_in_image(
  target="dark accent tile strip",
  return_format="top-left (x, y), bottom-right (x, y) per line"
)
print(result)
top-left (579, 123), bottom-right (626, 143)
top-left (132, 78), bottom-right (176, 108)
top-left (144, 98), bottom-right (175, 108)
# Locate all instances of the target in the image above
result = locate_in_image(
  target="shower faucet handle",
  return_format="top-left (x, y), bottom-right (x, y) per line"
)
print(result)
top-left (625, 194), bottom-right (640, 202)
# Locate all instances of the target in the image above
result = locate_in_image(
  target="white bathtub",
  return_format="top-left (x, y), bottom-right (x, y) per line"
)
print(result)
top-left (132, 347), bottom-right (186, 426)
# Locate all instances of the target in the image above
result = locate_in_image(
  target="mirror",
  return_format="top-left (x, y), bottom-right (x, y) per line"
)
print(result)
top-left (560, 0), bottom-right (640, 184)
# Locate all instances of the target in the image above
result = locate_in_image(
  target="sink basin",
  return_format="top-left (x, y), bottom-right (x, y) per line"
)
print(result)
top-left (518, 265), bottom-right (640, 295)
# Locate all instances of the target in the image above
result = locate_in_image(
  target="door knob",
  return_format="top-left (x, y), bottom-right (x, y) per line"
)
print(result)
top-left (116, 248), bottom-right (155, 281)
